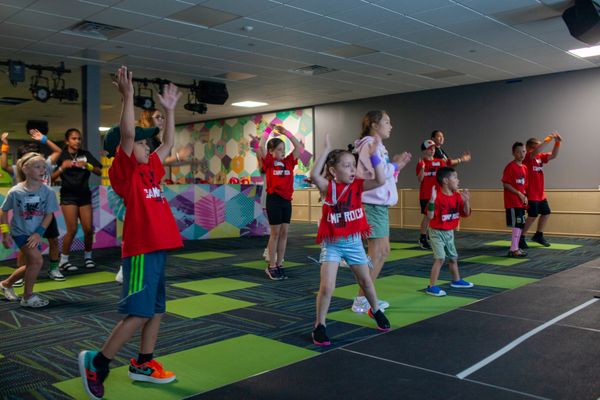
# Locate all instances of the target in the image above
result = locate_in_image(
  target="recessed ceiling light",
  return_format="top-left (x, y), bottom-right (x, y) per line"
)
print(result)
top-left (568, 45), bottom-right (600, 57)
top-left (232, 101), bottom-right (268, 107)
top-left (99, 126), bottom-right (111, 132)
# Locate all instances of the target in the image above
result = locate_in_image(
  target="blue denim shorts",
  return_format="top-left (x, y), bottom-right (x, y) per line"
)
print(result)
top-left (118, 250), bottom-right (167, 318)
top-left (319, 234), bottom-right (369, 266)
top-left (12, 235), bottom-right (41, 250)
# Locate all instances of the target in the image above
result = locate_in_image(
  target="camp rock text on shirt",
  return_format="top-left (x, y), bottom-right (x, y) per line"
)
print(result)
top-left (144, 187), bottom-right (165, 201)
top-left (327, 208), bottom-right (364, 224)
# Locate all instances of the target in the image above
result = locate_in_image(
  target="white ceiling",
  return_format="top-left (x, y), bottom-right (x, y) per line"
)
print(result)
top-left (0, 0), bottom-right (597, 139)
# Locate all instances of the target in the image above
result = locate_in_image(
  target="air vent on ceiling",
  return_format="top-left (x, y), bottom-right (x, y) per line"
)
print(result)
top-left (0, 97), bottom-right (30, 106)
top-left (65, 20), bottom-right (130, 39)
top-left (291, 65), bottom-right (337, 76)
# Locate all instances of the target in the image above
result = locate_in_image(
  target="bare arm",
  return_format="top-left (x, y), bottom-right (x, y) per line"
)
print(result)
top-left (257, 126), bottom-right (272, 161)
top-left (310, 134), bottom-right (331, 194)
top-left (461, 189), bottom-right (471, 217)
top-left (155, 83), bottom-right (181, 162)
top-left (417, 160), bottom-right (425, 182)
top-left (0, 209), bottom-right (12, 249)
top-left (29, 129), bottom-right (62, 164)
top-left (113, 66), bottom-right (136, 156)
top-left (274, 126), bottom-right (304, 160)
top-left (427, 186), bottom-right (436, 220)
top-left (503, 182), bottom-right (528, 206)
top-left (548, 132), bottom-right (562, 160)
top-left (363, 136), bottom-right (386, 191)
top-left (1, 132), bottom-right (10, 174)
top-left (448, 151), bottom-right (471, 167)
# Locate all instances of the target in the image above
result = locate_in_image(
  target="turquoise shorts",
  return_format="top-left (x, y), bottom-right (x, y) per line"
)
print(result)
top-left (363, 203), bottom-right (389, 239)
top-left (428, 228), bottom-right (458, 260)
top-left (319, 234), bottom-right (369, 266)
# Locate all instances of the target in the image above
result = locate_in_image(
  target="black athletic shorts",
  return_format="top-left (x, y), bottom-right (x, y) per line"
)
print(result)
top-left (527, 199), bottom-right (551, 218)
top-left (43, 214), bottom-right (59, 239)
top-left (60, 190), bottom-right (92, 207)
top-left (266, 193), bottom-right (292, 225)
top-left (506, 208), bottom-right (526, 229)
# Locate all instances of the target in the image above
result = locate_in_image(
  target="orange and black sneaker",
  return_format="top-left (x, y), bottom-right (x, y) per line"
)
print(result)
top-left (128, 358), bottom-right (176, 384)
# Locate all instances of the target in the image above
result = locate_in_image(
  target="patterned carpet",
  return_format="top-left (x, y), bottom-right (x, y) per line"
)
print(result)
top-left (1, 223), bottom-right (598, 399)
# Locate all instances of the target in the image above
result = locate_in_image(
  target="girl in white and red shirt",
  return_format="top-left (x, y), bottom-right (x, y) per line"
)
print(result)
top-left (258, 124), bottom-right (303, 280)
top-left (309, 134), bottom-right (391, 346)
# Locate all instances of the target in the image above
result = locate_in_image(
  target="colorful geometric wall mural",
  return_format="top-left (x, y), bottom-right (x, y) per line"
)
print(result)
top-left (171, 107), bottom-right (314, 187)
top-left (0, 184), bottom-right (269, 261)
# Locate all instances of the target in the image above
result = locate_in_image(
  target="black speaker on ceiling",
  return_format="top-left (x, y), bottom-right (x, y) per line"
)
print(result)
top-left (195, 81), bottom-right (229, 105)
top-left (562, 0), bottom-right (600, 45)
top-left (26, 120), bottom-right (48, 135)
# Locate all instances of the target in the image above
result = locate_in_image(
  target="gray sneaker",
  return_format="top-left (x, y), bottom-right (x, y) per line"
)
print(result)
top-left (48, 269), bottom-right (66, 281)
top-left (0, 281), bottom-right (19, 301)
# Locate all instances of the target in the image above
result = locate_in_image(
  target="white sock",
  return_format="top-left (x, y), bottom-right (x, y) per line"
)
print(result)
top-left (84, 251), bottom-right (92, 260)
top-left (60, 254), bottom-right (69, 264)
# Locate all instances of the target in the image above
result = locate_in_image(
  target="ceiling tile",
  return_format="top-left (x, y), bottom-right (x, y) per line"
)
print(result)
top-left (0, 35), bottom-right (35, 50)
top-left (0, 22), bottom-right (54, 40)
top-left (201, 0), bottom-right (279, 16)
top-left (458, 0), bottom-right (541, 15)
top-left (326, 27), bottom-right (389, 44)
top-left (374, 0), bottom-right (452, 15)
top-left (286, 0), bottom-right (364, 15)
top-left (28, 0), bottom-right (105, 19)
top-left (182, 29), bottom-right (242, 46)
top-left (144, 19), bottom-right (205, 38)
top-left (0, 4), bottom-right (20, 21)
top-left (247, 5), bottom-right (318, 26)
top-left (288, 16), bottom-right (354, 36)
top-left (411, 5), bottom-right (481, 27)
top-left (24, 41), bottom-right (83, 57)
top-left (89, 8), bottom-right (160, 30)
top-left (209, 17), bottom-right (278, 37)
top-left (329, 4), bottom-right (397, 27)
top-left (169, 5), bottom-right (240, 28)
top-left (6, 9), bottom-right (78, 31)
top-left (115, 0), bottom-right (191, 18)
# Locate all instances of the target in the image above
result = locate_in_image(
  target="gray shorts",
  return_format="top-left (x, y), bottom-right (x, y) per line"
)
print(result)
top-left (428, 228), bottom-right (458, 260)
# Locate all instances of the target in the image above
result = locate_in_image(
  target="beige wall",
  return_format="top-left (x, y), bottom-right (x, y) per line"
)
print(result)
top-left (293, 188), bottom-right (600, 237)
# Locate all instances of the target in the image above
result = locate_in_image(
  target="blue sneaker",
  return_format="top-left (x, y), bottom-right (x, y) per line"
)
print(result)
top-left (425, 285), bottom-right (447, 297)
top-left (78, 350), bottom-right (109, 400)
top-left (451, 279), bottom-right (474, 288)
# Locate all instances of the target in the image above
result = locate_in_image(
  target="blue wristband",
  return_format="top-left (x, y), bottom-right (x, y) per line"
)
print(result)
top-left (40, 135), bottom-right (48, 144)
top-left (35, 226), bottom-right (46, 236)
top-left (391, 162), bottom-right (399, 172)
top-left (370, 154), bottom-right (382, 167)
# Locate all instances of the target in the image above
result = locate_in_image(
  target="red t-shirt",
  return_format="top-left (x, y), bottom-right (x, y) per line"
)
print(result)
top-left (524, 151), bottom-right (550, 201)
top-left (317, 179), bottom-right (370, 243)
top-left (502, 161), bottom-right (528, 209)
top-left (428, 191), bottom-right (467, 231)
top-left (109, 148), bottom-right (183, 258)
top-left (263, 153), bottom-right (297, 201)
top-left (416, 158), bottom-right (446, 200)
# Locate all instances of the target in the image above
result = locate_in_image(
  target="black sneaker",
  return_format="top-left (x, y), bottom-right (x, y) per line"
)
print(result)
top-left (519, 236), bottom-right (528, 249)
top-left (531, 233), bottom-right (550, 247)
top-left (276, 266), bottom-right (288, 280)
top-left (312, 324), bottom-right (331, 346)
top-left (418, 237), bottom-right (431, 250)
top-left (368, 308), bottom-right (391, 331)
top-left (265, 266), bottom-right (281, 280)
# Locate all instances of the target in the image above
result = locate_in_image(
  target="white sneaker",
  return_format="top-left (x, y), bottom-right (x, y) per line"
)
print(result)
top-left (115, 266), bottom-right (123, 284)
top-left (48, 269), bottom-right (66, 281)
top-left (263, 248), bottom-right (283, 264)
top-left (0, 281), bottom-right (19, 301)
top-left (351, 296), bottom-right (370, 313)
top-left (13, 278), bottom-right (24, 288)
top-left (20, 293), bottom-right (49, 308)
top-left (377, 299), bottom-right (390, 311)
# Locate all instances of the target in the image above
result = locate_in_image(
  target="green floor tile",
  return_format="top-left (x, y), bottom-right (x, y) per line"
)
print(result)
top-left (233, 260), bottom-right (303, 270)
top-left (54, 334), bottom-right (316, 400)
top-left (172, 277), bottom-right (260, 294)
top-left (328, 293), bottom-right (474, 329)
top-left (389, 242), bottom-right (419, 250)
top-left (167, 294), bottom-right (255, 318)
top-left (13, 272), bottom-right (117, 295)
top-left (484, 240), bottom-right (581, 250)
top-left (462, 255), bottom-right (528, 266)
top-left (332, 274), bottom-right (442, 300)
top-left (0, 266), bottom-right (15, 276)
top-left (466, 273), bottom-right (538, 289)
top-left (386, 249), bottom-right (431, 261)
top-left (175, 251), bottom-right (235, 261)
top-left (0, 354), bottom-right (3, 359)
top-left (304, 233), bottom-right (317, 237)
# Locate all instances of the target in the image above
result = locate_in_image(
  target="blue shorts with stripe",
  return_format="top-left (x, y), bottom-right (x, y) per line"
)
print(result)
top-left (118, 250), bottom-right (166, 318)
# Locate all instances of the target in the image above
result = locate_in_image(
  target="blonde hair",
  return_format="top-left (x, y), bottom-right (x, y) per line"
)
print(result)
top-left (16, 152), bottom-right (45, 182)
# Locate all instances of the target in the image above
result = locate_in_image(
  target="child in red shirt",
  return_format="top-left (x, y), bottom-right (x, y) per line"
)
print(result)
top-left (258, 124), bottom-right (303, 280)
top-left (521, 132), bottom-right (562, 248)
top-left (79, 66), bottom-right (183, 400)
top-left (502, 142), bottom-right (528, 257)
top-left (309, 134), bottom-right (391, 345)
top-left (425, 167), bottom-right (472, 296)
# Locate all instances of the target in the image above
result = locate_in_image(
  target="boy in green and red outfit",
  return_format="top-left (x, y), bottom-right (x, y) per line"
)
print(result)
top-left (78, 66), bottom-right (183, 400)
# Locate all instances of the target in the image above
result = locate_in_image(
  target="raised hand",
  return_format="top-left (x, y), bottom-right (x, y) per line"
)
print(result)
top-left (553, 132), bottom-right (563, 142)
top-left (393, 152), bottom-right (412, 169)
top-left (158, 82), bottom-right (181, 111)
top-left (29, 129), bottom-right (44, 141)
top-left (1, 132), bottom-right (8, 145)
top-left (460, 151), bottom-right (471, 163)
top-left (461, 188), bottom-right (470, 203)
top-left (112, 66), bottom-right (134, 97)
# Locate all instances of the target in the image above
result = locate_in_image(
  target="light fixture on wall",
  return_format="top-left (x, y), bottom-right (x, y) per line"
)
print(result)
top-left (183, 91), bottom-right (207, 114)
top-left (232, 100), bottom-right (268, 107)
top-left (133, 80), bottom-right (155, 110)
top-left (30, 73), bottom-right (51, 102)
